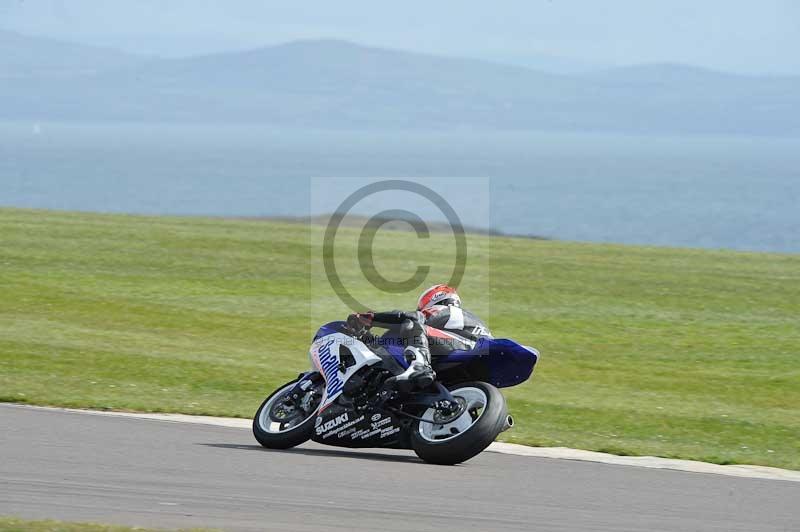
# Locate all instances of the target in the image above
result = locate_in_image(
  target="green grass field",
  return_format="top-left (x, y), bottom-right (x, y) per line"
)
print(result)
top-left (1, 208), bottom-right (798, 469)
top-left (0, 516), bottom-right (210, 532)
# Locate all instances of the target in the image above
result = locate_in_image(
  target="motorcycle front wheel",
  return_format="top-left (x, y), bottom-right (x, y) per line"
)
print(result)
top-left (253, 378), bottom-right (322, 449)
top-left (411, 381), bottom-right (508, 465)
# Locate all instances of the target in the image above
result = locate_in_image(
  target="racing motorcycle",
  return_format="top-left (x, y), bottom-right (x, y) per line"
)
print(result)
top-left (252, 315), bottom-right (539, 465)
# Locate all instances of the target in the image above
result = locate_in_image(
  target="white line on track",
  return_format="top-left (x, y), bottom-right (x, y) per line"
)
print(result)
top-left (8, 403), bottom-right (798, 483)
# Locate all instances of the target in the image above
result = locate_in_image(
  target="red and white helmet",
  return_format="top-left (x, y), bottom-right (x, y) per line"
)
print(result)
top-left (417, 284), bottom-right (461, 311)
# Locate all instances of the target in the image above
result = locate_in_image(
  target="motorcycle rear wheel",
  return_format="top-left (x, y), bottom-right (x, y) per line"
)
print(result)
top-left (410, 381), bottom-right (507, 465)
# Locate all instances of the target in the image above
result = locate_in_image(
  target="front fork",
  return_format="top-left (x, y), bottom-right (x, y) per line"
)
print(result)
top-left (284, 371), bottom-right (323, 410)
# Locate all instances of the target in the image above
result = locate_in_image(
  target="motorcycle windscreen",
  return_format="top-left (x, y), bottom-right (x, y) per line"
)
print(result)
top-left (313, 321), bottom-right (350, 341)
top-left (434, 338), bottom-right (539, 388)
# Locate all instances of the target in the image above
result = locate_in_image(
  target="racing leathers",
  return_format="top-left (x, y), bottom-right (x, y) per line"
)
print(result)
top-left (346, 305), bottom-right (492, 388)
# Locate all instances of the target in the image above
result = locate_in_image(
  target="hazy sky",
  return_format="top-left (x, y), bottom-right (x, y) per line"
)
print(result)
top-left (2, 0), bottom-right (799, 74)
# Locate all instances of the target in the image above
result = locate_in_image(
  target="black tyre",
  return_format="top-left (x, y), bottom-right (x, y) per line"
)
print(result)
top-left (411, 381), bottom-right (507, 465)
top-left (252, 379), bottom-right (322, 449)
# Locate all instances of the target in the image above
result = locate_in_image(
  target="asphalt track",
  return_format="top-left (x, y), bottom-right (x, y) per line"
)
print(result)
top-left (1, 404), bottom-right (798, 532)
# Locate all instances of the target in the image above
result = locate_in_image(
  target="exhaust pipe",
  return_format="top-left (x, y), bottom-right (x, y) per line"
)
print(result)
top-left (501, 414), bottom-right (514, 432)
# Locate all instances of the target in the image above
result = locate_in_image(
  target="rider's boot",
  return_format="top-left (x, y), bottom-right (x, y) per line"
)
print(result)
top-left (394, 346), bottom-right (435, 389)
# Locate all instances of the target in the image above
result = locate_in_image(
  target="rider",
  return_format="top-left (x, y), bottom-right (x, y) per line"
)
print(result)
top-left (346, 284), bottom-right (493, 389)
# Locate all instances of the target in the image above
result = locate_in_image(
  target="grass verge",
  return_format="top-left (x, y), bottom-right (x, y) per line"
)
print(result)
top-left (0, 516), bottom-right (211, 532)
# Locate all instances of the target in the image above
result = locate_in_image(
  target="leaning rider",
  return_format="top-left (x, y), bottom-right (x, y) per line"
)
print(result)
top-left (346, 284), bottom-right (493, 389)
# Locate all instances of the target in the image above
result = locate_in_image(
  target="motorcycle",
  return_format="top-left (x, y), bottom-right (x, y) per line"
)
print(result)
top-left (252, 316), bottom-right (539, 465)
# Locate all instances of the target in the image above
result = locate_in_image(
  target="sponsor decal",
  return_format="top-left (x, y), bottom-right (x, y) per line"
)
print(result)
top-left (371, 417), bottom-right (392, 429)
top-left (314, 339), bottom-right (344, 399)
top-left (346, 414), bottom-right (399, 440)
top-left (379, 426), bottom-right (401, 438)
top-left (315, 412), bottom-right (349, 436)
top-left (337, 427), bottom-right (357, 439)
top-left (360, 428), bottom-right (381, 439)
top-left (351, 424), bottom-right (400, 440)
top-left (317, 414), bottom-right (365, 439)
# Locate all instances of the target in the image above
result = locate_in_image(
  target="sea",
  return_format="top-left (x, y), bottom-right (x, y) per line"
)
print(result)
top-left (1, 122), bottom-right (798, 253)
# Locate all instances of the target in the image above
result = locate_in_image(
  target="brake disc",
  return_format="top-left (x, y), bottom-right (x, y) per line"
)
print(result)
top-left (269, 396), bottom-right (298, 423)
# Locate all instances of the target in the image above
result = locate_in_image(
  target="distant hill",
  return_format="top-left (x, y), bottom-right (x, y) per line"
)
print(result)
top-left (0, 29), bottom-right (147, 79)
top-left (1, 35), bottom-right (798, 135)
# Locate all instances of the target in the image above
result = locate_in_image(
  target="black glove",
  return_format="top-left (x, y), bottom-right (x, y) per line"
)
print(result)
top-left (346, 312), bottom-right (374, 336)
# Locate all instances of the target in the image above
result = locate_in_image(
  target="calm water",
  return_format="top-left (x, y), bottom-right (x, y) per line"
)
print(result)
top-left (1, 122), bottom-right (799, 253)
